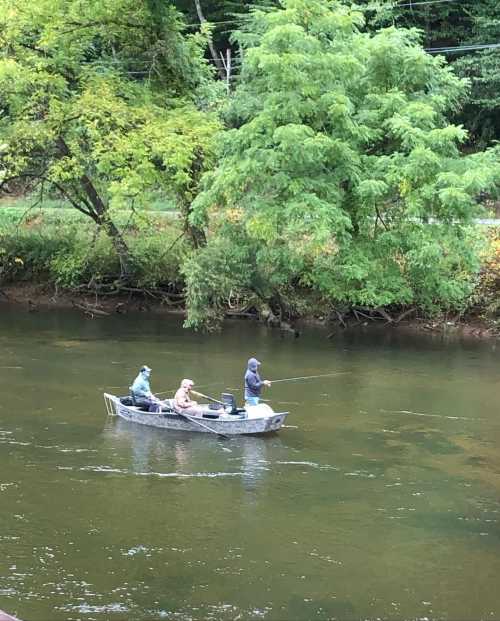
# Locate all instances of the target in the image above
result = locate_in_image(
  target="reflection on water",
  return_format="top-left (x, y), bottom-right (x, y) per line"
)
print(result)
top-left (101, 418), bottom-right (279, 491)
top-left (0, 307), bottom-right (499, 620)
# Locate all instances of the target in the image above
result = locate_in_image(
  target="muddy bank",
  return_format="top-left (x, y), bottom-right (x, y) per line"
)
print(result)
top-left (1, 282), bottom-right (497, 340)
top-left (0, 283), bottom-right (185, 316)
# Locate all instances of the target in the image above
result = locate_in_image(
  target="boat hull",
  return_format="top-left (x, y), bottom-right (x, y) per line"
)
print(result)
top-left (103, 394), bottom-right (288, 435)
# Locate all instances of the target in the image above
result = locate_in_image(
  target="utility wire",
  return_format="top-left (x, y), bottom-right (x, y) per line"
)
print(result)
top-left (397, 0), bottom-right (467, 7)
top-left (182, 0), bottom-right (468, 28)
top-left (426, 42), bottom-right (500, 53)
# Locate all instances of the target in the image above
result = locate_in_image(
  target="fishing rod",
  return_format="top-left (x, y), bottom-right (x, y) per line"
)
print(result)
top-left (224, 371), bottom-right (348, 393)
top-left (159, 371), bottom-right (347, 397)
top-left (269, 371), bottom-right (349, 384)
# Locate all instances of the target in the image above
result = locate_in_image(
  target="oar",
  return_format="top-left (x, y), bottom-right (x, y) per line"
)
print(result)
top-left (191, 389), bottom-right (226, 407)
top-left (176, 410), bottom-right (229, 439)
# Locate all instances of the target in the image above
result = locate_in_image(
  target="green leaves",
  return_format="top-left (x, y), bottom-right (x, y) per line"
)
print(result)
top-left (185, 0), bottom-right (500, 329)
top-left (0, 0), bottom-right (220, 274)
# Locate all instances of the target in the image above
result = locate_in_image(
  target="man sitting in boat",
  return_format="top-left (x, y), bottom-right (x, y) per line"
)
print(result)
top-left (130, 365), bottom-right (162, 413)
top-left (174, 379), bottom-right (200, 416)
top-left (244, 357), bottom-right (271, 406)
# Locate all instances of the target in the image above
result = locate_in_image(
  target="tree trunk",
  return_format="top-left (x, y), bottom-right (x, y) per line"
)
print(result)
top-left (100, 216), bottom-right (132, 281)
top-left (181, 202), bottom-right (206, 249)
top-left (194, 0), bottom-right (227, 81)
top-left (57, 137), bottom-right (132, 280)
top-left (180, 147), bottom-right (208, 249)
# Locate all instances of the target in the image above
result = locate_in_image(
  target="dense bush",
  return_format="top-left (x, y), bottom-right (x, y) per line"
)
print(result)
top-left (0, 208), bottom-right (186, 291)
top-left (467, 230), bottom-right (500, 325)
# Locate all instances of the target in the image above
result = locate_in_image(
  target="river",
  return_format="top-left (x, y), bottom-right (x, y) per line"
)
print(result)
top-left (0, 308), bottom-right (499, 621)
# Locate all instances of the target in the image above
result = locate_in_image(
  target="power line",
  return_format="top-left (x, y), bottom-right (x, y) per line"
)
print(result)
top-left (183, 16), bottom-right (253, 29)
top-left (182, 3), bottom-right (499, 57)
top-left (182, 0), bottom-right (468, 30)
top-left (397, 0), bottom-right (466, 7)
top-left (426, 42), bottom-right (500, 53)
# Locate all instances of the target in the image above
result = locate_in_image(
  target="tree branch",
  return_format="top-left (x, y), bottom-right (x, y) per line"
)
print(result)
top-left (0, 172), bottom-right (95, 219)
top-left (193, 0), bottom-right (227, 81)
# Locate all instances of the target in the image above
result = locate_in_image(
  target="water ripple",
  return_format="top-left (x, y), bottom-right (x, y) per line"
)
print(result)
top-left (57, 465), bottom-right (243, 479)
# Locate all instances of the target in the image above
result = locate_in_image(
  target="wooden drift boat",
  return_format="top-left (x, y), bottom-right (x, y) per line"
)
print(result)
top-left (103, 393), bottom-right (288, 436)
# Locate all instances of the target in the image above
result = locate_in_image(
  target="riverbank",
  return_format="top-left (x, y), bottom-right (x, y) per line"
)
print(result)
top-left (1, 282), bottom-right (497, 340)
top-left (0, 202), bottom-right (498, 338)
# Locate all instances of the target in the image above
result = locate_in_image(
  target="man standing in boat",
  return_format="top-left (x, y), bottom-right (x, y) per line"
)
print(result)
top-left (130, 365), bottom-right (162, 412)
top-left (244, 358), bottom-right (271, 406)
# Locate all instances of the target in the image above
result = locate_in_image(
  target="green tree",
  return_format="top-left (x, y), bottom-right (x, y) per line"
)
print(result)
top-left (452, 1), bottom-right (500, 147)
top-left (359, 0), bottom-right (500, 147)
top-left (184, 0), bottom-right (500, 330)
top-left (0, 0), bottom-right (220, 278)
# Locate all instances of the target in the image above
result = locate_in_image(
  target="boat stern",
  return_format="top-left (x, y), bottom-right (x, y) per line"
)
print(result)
top-left (103, 393), bottom-right (120, 416)
top-left (264, 411), bottom-right (288, 432)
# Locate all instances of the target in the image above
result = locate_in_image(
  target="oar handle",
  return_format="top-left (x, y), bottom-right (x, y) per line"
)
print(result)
top-left (191, 390), bottom-right (226, 406)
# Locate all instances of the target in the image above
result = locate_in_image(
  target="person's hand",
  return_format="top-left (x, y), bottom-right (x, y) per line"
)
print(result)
top-left (264, 380), bottom-right (271, 387)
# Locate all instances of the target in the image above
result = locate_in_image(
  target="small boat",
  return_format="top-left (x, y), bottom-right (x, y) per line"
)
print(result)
top-left (103, 393), bottom-right (288, 436)
top-left (0, 610), bottom-right (22, 621)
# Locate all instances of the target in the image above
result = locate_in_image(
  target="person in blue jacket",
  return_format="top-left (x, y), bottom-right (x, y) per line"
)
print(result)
top-left (244, 357), bottom-right (271, 406)
top-left (130, 365), bottom-right (161, 412)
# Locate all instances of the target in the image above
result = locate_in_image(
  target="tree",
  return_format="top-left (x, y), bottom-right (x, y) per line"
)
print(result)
top-left (452, 1), bottom-right (500, 147)
top-left (358, 0), bottom-right (500, 147)
top-left (184, 0), bottom-right (500, 330)
top-left (0, 0), bottom-right (220, 279)
top-left (174, 0), bottom-right (279, 81)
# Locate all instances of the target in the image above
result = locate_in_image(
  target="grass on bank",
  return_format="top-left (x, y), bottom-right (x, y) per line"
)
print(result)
top-left (0, 203), bottom-right (186, 291)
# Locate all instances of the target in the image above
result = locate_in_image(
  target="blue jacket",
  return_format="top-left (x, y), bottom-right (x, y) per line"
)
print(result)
top-left (130, 370), bottom-right (152, 399)
top-left (245, 358), bottom-right (263, 399)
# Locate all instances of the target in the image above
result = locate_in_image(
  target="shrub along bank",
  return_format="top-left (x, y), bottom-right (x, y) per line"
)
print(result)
top-left (0, 207), bottom-right (187, 297)
top-left (0, 205), bottom-right (498, 335)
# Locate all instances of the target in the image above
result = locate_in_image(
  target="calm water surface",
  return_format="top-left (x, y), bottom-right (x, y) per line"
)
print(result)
top-left (0, 308), bottom-right (499, 621)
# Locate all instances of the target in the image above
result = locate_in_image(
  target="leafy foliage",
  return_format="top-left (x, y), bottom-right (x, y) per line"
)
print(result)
top-left (0, 0), bottom-right (221, 275)
top-left (0, 207), bottom-right (187, 290)
top-left (451, 1), bottom-right (500, 147)
top-left (467, 230), bottom-right (500, 324)
top-left (357, 0), bottom-right (500, 147)
top-left (185, 0), bottom-right (500, 329)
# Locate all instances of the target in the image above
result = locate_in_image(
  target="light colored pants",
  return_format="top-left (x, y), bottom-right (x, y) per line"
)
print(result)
top-left (176, 406), bottom-right (202, 417)
top-left (245, 397), bottom-right (259, 406)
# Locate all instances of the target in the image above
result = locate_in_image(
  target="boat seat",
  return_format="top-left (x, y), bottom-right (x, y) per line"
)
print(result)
top-left (221, 393), bottom-right (240, 415)
top-left (230, 408), bottom-right (247, 416)
top-left (125, 396), bottom-right (175, 413)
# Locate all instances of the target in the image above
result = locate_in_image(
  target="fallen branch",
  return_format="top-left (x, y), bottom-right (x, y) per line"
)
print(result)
top-left (225, 311), bottom-right (258, 319)
top-left (72, 301), bottom-right (110, 317)
top-left (376, 307), bottom-right (394, 324)
top-left (333, 308), bottom-right (347, 328)
top-left (395, 307), bottom-right (416, 324)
